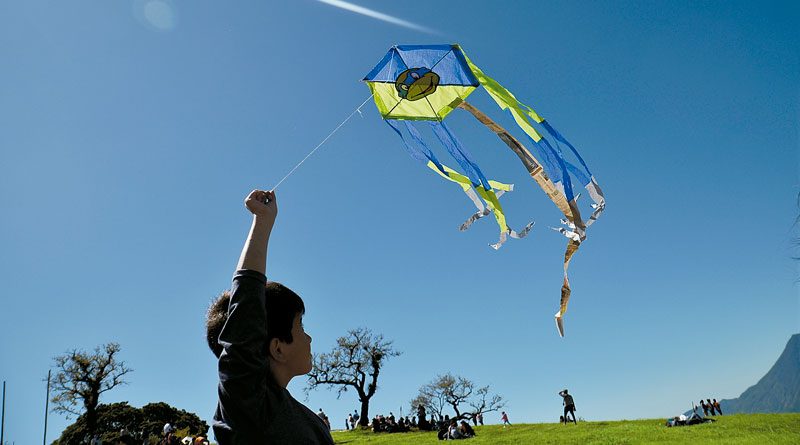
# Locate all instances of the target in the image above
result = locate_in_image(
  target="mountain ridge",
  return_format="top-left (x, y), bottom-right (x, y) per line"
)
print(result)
top-left (688, 334), bottom-right (800, 415)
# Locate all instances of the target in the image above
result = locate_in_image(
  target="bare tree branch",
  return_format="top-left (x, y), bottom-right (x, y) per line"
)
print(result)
top-left (411, 373), bottom-right (505, 422)
top-left (49, 342), bottom-right (132, 435)
top-left (306, 327), bottom-right (400, 426)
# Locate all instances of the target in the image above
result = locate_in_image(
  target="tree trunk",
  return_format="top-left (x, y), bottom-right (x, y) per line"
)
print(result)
top-left (86, 406), bottom-right (97, 436)
top-left (85, 391), bottom-right (99, 435)
top-left (452, 404), bottom-right (462, 421)
top-left (359, 400), bottom-right (370, 427)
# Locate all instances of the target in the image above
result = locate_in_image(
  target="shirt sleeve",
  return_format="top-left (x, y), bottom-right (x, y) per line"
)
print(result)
top-left (216, 269), bottom-right (269, 441)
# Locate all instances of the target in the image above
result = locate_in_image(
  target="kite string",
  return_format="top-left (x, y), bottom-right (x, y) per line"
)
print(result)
top-left (272, 93), bottom-right (375, 191)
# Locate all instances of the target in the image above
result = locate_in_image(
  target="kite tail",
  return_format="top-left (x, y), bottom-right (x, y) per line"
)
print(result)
top-left (458, 101), bottom-right (577, 220)
top-left (429, 120), bottom-right (529, 248)
top-left (585, 177), bottom-right (606, 227)
top-left (459, 47), bottom-right (608, 335)
top-left (489, 221), bottom-right (535, 250)
top-left (459, 99), bottom-right (584, 335)
top-left (555, 240), bottom-right (581, 337)
top-left (461, 48), bottom-right (605, 225)
top-left (385, 119), bottom-right (481, 205)
top-left (386, 119), bottom-right (526, 244)
top-left (458, 184), bottom-right (508, 228)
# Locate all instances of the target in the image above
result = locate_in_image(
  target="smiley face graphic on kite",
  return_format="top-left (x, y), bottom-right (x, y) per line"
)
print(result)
top-left (394, 67), bottom-right (440, 101)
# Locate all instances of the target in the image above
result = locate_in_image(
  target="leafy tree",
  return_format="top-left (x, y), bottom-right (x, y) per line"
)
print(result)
top-left (306, 327), bottom-right (401, 426)
top-left (411, 373), bottom-right (505, 422)
top-left (50, 343), bottom-right (133, 436)
top-left (55, 401), bottom-right (209, 444)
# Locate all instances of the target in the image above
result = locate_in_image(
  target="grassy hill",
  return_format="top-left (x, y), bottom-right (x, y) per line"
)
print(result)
top-left (331, 413), bottom-right (800, 444)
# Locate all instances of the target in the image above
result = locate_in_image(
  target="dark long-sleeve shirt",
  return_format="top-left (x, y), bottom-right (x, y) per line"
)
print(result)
top-left (213, 270), bottom-right (333, 444)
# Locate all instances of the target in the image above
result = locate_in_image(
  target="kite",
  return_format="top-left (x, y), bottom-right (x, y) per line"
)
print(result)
top-left (363, 44), bottom-right (606, 336)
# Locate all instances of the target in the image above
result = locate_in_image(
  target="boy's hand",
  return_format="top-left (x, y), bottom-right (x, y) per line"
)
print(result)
top-left (245, 189), bottom-right (277, 222)
top-left (236, 190), bottom-right (275, 273)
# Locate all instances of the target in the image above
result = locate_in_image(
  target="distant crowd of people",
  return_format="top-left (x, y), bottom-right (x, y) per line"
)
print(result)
top-left (324, 388), bottom-right (580, 439)
top-left (159, 423), bottom-right (210, 445)
top-left (439, 420), bottom-right (476, 440)
top-left (344, 409), bottom-right (360, 430)
top-left (82, 423), bottom-right (209, 445)
top-left (330, 403), bottom-right (489, 440)
top-left (666, 397), bottom-right (725, 427)
top-left (698, 398), bottom-right (723, 416)
top-left (371, 412), bottom-right (414, 433)
top-left (328, 397), bottom-right (596, 439)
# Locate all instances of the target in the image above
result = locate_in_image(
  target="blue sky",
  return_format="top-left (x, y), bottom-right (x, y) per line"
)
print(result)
top-left (0, 0), bottom-right (798, 442)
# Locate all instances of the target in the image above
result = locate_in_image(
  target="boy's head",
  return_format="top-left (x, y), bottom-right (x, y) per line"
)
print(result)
top-left (206, 281), bottom-right (307, 359)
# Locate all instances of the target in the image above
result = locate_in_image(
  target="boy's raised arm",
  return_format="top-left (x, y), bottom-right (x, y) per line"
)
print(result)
top-left (237, 189), bottom-right (277, 274)
top-left (214, 190), bottom-right (278, 441)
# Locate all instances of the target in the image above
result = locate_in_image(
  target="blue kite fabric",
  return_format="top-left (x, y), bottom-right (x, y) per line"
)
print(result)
top-left (364, 44), bottom-right (606, 336)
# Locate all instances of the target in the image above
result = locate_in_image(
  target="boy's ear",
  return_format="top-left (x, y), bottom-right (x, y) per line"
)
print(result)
top-left (269, 338), bottom-right (288, 363)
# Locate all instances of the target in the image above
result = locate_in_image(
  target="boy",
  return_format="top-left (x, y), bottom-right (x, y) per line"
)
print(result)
top-left (207, 190), bottom-right (333, 444)
top-left (501, 411), bottom-right (511, 427)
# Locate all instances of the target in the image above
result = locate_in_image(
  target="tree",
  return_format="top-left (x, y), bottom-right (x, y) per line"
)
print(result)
top-left (306, 327), bottom-right (401, 426)
top-left (50, 343), bottom-right (133, 436)
top-left (411, 373), bottom-right (505, 423)
top-left (55, 401), bottom-right (209, 444)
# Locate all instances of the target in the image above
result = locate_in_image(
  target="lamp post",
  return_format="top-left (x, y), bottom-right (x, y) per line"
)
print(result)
top-left (1, 380), bottom-right (6, 445)
top-left (43, 371), bottom-right (51, 445)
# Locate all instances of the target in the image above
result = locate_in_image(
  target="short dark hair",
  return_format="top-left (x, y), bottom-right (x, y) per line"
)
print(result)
top-left (205, 282), bottom-right (305, 358)
top-left (206, 290), bottom-right (231, 358)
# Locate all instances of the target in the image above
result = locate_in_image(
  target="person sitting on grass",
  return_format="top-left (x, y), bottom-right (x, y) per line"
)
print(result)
top-left (372, 415), bottom-right (383, 432)
top-left (206, 190), bottom-right (334, 444)
top-left (447, 420), bottom-right (463, 440)
top-left (459, 420), bottom-right (476, 438)
top-left (437, 420), bottom-right (449, 440)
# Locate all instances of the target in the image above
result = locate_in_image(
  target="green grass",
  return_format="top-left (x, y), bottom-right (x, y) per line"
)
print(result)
top-left (332, 414), bottom-right (800, 444)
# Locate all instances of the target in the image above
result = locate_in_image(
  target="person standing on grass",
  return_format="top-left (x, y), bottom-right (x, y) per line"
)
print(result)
top-left (317, 409), bottom-right (331, 430)
top-left (713, 399), bottom-right (723, 415)
top-left (559, 389), bottom-right (577, 425)
top-left (699, 399), bottom-right (709, 416)
top-left (501, 411), bottom-right (511, 427)
top-left (707, 399), bottom-right (716, 415)
top-left (207, 190), bottom-right (334, 444)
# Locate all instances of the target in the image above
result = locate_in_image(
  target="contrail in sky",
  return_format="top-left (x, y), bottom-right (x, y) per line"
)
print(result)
top-left (316, 0), bottom-right (438, 34)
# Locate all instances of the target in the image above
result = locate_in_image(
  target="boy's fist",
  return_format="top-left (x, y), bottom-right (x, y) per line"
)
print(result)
top-left (245, 189), bottom-right (277, 221)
